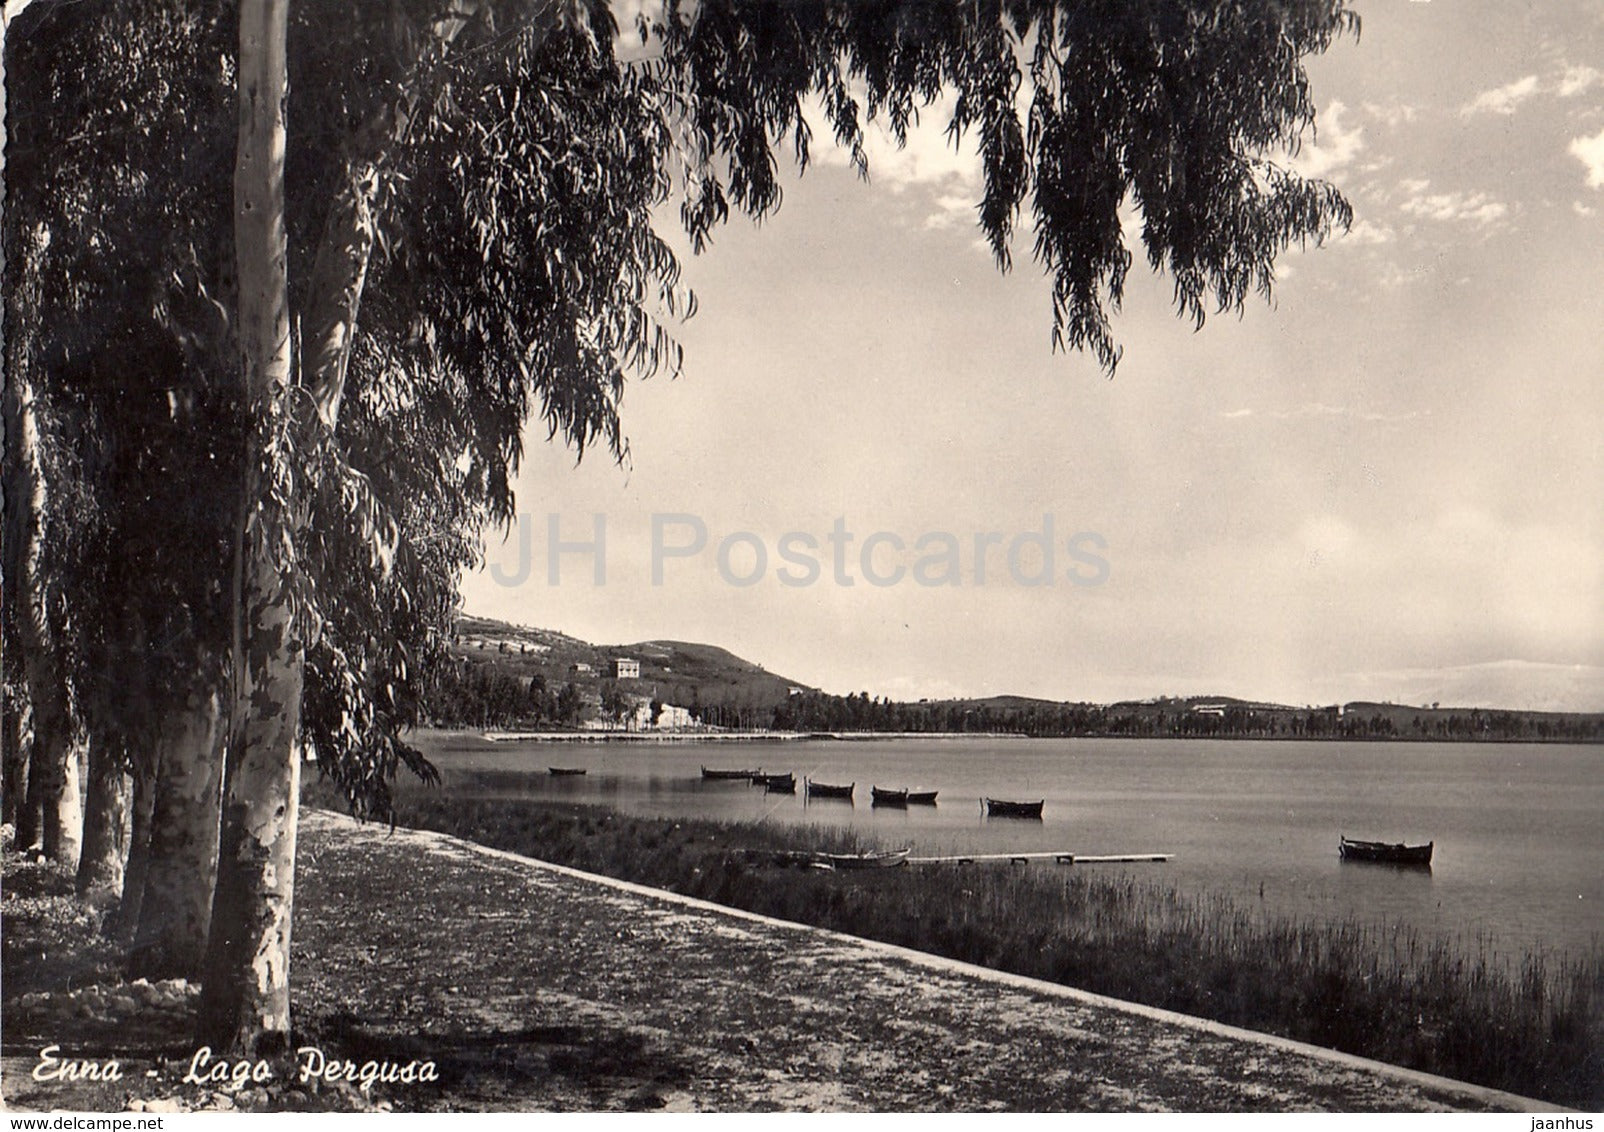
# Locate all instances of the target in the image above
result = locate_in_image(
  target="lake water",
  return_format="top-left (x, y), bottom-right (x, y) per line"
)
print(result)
top-left (404, 734), bottom-right (1603, 959)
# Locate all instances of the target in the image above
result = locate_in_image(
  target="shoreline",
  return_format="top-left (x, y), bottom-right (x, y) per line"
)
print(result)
top-left (5, 796), bottom-right (1594, 1111)
top-left (328, 809), bottom-right (1568, 1112)
top-left (479, 728), bottom-right (1037, 743)
top-left (472, 727), bottom-right (1604, 745)
top-left (378, 790), bottom-right (1601, 1109)
top-left (391, 811), bottom-right (1566, 1114)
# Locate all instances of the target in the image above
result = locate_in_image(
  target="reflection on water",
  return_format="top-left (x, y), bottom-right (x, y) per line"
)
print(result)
top-left (396, 734), bottom-right (1604, 958)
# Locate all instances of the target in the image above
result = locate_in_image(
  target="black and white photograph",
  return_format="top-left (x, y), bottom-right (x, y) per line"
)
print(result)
top-left (2, 0), bottom-right (1601, 1118)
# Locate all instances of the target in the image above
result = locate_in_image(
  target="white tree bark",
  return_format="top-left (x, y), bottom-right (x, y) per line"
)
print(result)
top-left (197, 0), bottom-right (300, 1057)
top-left (77, 741), bottom-right (131, 908)
top-left (131, 689), bottom-right (226, 975)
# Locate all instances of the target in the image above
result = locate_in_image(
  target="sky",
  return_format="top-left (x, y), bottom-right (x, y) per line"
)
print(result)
top-left (462, 0), bottom-right (1604, 711)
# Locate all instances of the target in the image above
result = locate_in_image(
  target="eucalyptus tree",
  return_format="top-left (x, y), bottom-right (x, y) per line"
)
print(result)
top-left (2, 48), bottom-right (77, 856)
top-left (199, 0), bottom-right (692, 1049)
top-left (1, 0), bottom-right (30, 839)
top-left (8, 0), bottom-right (1357, 1058)
top-left (0, 332), bottom-right (79, 865)
top-left (4, 0), bottom-right (522, 996)
top-left (4, 0), bottom-right (241, 967)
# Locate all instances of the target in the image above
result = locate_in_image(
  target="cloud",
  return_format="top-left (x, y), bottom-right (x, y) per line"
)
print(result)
top-left (809, 92), bottom-right (986, 231)
top-left (1452, 65), bottom-right (1601, 115)
top-left (1570, 126), bottom-right (1604, 190)
top-left (1397, 183), bottom-right (1508, 226)
top-left (1291, 100), bottom-right (1364, 178)
top-left (865, 123), bottom-right (981, 193)
top-left (923, 191), bottom-right (976, 231)
top-left (1558, 64), bottom-right (1604, 98)
top-left (1342, 218), bottom-right (1395, 246)
top-left (1460, 74), bottom-right (1540, 117)
top-left (812, 92), bottom-right (981, 193)
top-left (1376, 263), bottom-right (1418, 291)
top-left (1219, 403), bottom-right (1422, 424)
top-left (1362, 102), bottom-right (1418, 129)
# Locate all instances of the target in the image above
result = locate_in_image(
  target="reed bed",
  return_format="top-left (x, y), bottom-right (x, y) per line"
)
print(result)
top-left (383, 792), bottom-right (1603, 1109)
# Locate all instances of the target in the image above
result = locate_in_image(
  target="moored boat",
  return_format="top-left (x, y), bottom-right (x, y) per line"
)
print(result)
top-left (870, 786), bottom-right (908, 807)
top-left (548, 767), bottom-right (587, 776)
top-left (759, 771), bottom-right (797, 794)
top-left (983, 797), bottom-right (1044, 819)
top-left (702, 765), bottom-right (761, 780)
top-left (824, 848), bottom-right (910, 870)
top-left (805, 779), bottom-right (854, 799)
top-left (1339, 836), bottom-right (1433, 866)
top-left (905, 789), bottom-right (938, 805)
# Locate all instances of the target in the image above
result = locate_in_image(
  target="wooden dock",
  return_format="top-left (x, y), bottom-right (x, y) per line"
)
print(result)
top-left (905, 852), bottom-right (1172, 866)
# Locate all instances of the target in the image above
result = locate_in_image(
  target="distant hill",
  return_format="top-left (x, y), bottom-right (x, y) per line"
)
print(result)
top-left (452, 615), bottom-right (810, 719)
top-left (1312, 661), bottom-right (1604, 716)
top-left (914, 694), bottom-right (1298, 716)
top-left (440, 618), bottom-right (1602, 740)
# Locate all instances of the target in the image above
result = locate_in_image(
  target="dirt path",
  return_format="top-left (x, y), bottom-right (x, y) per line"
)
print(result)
top-left (274, 811), bottom-right (1558, 1112)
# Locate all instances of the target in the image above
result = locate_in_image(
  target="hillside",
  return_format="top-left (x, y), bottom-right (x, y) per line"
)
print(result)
top-left (450, 615), bottom-right (810, 722)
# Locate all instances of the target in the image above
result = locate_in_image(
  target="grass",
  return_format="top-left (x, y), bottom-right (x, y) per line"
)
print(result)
top-left (380, 788), bottom-right (1604, 1110)
top-left (1, 834), bottom-right (406, 1113)
top-left (0, 846), bottom-right (126, 995)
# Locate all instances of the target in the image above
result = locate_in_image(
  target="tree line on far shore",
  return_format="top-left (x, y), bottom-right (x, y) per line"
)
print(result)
top-left (422, 668), bottom-right (1604, 742)
top-left (770, 692), bottom-right (1604, 740)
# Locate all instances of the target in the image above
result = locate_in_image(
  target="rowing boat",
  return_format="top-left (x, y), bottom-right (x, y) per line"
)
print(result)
top-left (701, 766), bottom-right (760, 780)
top-left (983, 797), bottom-right (1044, 819)
top-left (805, 779), bottom-right (854, 799)
top-left (905, 789), bottom-right (938, 805)
top-left (548, 767), bottom-right (587, 777)
top-left (870, 786), bottom-right (908, 807)
top-left (824, 848), bottom-right (910, 870)
top-left (759, 771), bottom-right (797, 794)
top-left (1338, 836), bottom-right (1433, 866)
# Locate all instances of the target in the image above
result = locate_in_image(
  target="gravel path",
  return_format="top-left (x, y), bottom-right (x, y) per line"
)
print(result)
top-left (284, 810), bottom-right (1562, 1113)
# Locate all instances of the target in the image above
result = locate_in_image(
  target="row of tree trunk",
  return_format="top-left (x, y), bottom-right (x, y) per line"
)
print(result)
top-left (1, 0), bottom-right (297, 1054)
top-left (4, 689), bottom-right (228, 977)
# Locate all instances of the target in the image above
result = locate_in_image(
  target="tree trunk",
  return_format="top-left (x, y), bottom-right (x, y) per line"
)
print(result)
top-left (76, 740), bottom-right (130, 907)
top-left (3, 696), bottom-right (28, 832)
top-left (10, 494), bottom-right (73, 864)
top-left (45, 738), bottom-right (83, 869)
top-left (301, 162), bottom-right (378, 427)
top-left (2, 2), bottom-right (57, 858)
top-left (196, 625), bottom-right (301, 1054)
top-left (129, 689), bottom-right (226, 976)
top-left (111, 767), bottom-right (157, 941)
top-left (298, 0), bottom-right (480, 421)
top-left (16, 729), bottom-right (43, 849)
top-left (197, 0), bottom-right (482, 1058)
top-left (197, 0), bottom-right (299, 1057)
top-left (5, 356), bottom-right (78, 865)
